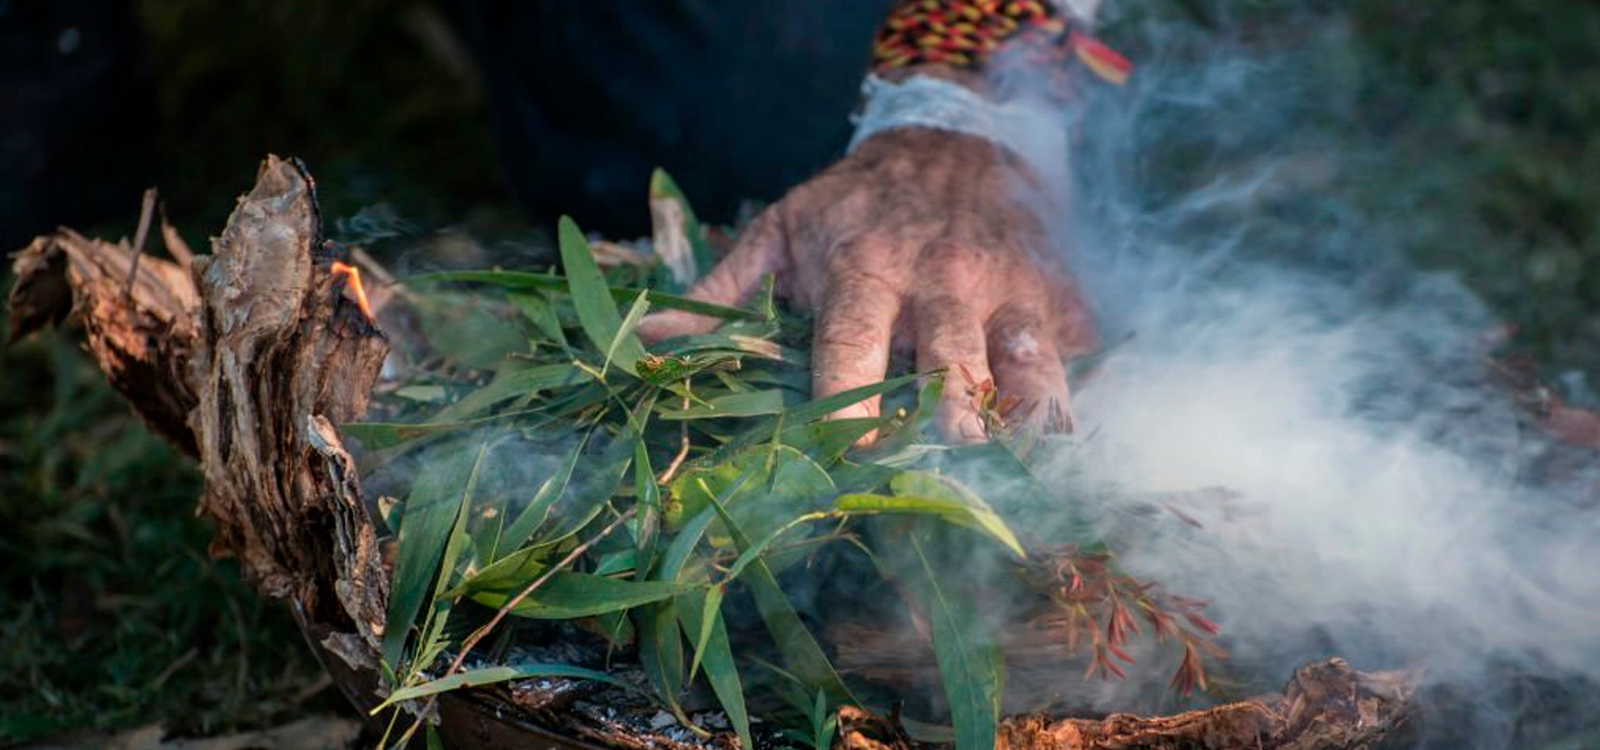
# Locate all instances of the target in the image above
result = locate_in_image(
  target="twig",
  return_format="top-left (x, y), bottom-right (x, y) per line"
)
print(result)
top-left (123, 187), bottom-right (158, 299)
top-left (657, 393), bottom-right (693, 485)
top-left (158, 201), bottom-right (195, 269)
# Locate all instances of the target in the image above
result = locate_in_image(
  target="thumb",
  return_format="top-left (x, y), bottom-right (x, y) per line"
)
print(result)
top-left (637, 208), bottom-right (786, 343)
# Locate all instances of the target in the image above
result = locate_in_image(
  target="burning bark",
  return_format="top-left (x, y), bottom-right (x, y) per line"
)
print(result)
top-left (7, 156), bottom-right (1418, 750)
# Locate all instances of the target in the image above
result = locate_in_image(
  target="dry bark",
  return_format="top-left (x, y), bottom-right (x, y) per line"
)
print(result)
top-left (8, 155), bottom-right (390, 640)
top-left (840, 659), bottom-right (1414, 750)
top-left (8, 156), bottom-right (1416, 750)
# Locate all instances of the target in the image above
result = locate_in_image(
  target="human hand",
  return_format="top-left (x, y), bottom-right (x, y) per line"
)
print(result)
top-left (636, 127), bottom-right (1095, 442)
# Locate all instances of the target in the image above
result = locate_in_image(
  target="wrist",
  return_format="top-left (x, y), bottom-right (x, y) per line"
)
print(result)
top-left (847, 73), bottom-right (1066, 173)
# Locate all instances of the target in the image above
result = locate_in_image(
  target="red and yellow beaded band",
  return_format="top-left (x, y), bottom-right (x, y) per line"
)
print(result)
top-left (871, 0), bottom-right (1132, 87)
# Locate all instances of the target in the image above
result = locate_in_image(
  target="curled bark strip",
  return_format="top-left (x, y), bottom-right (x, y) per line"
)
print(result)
top-left (9, 227), bottom-right (201, 453)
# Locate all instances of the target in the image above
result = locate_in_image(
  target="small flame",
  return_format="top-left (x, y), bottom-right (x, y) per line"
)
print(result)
top-left (330, 261), bottom-right (375, 321)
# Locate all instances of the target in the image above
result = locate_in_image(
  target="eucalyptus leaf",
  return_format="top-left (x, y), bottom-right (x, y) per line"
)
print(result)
top-left (658, 389), bottom-right (786, 420)
top-left (559, 216), bottom-right (648, 375)
top-left (708, 492), bottom-right (853, 704)
top-left (471, 571), bottom-right (696, 619)
top-left (379, 662), bottom-right (640, 708)
top-left (381, 441), bottom-right (485, 671)
top-left (910, 534), bottom-right (1003, 750)
top-left (677, 588), bottom-right (752, 750)
top-left (497, 430), bottom-right (590, 556)
top-left (411, 269), bottom-right (765, 322)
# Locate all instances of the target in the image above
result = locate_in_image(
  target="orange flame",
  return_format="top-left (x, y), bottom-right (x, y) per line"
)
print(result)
top-left (330, 261), bottom-right (375, 321)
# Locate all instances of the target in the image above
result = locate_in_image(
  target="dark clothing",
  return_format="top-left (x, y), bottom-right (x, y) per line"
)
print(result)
top-left (450, 1), bottom-right (894, 234)
top-left (0, 0), bottom-right (150, 250)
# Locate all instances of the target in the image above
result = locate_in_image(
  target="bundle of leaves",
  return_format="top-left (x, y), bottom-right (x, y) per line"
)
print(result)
top-left (350, 174), bottom-right (1223, 750)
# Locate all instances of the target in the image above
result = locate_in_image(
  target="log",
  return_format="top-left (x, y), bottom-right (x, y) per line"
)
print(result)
top-left (7, 156), bottom-right (1414, 750)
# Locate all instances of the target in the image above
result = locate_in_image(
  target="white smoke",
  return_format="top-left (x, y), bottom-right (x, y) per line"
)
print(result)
top-left (1008, 3), bottom-right (1600, 745)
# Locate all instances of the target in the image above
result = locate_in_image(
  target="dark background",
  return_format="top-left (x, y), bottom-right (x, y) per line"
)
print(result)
top-left (3, 0), bottom-right (1598, 744)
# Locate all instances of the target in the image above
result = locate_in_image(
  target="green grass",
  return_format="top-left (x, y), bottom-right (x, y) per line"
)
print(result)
top-left (0, 294), bottom-right (342, 744)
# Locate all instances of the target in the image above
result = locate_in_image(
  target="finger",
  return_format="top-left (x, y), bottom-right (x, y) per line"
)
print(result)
top-left (914, 294), bottom-right (993, 444)
top-left (988, 305), bottom-right (1075, 434)
top-left (812, 256), bottom-right (903, 430)
top-left (636, 208), bottom-right (787, 343)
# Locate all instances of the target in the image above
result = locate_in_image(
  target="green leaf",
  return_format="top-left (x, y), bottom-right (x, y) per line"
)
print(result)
top-left (910, 534), bottom-right (1003, 750)
top-left (635, 602), bottom-right (690, 723)
top-left (509, 291), bottom-right (569, 350)
top-left (833, 471), bottom-right (1025, 558)
top-left (708, 493), bottom-right (853, 705)
top-left (407, 269), bottom-right (765, 322)
top-left (632, 434), bottom-right (661, 575)
top-left (531, 432), bottom-right (635, 547)
top-left (559, 216), bottom-right (648, 374)
top-left (446, 544), bottom-right (547, 598)
top-left (712, 373), bottom-right (921, 461)
top-left (785, 417), bottom-right (894, 467)
top-left (378, 662), bottom-right (640, 708)
top-left (382, 441), bottom-right (484, 671)
top-left (649, 168), bottom-right (717, 277)
top-left (395, 385), bottom-right (446, 403)
top-left (603, 291), bottom-right (651, 378)
top-left (676, 588), bottom-right (752, 750)
top-left (497, 431), bottom-right (590, 556)
top-left (689, 507), bottom-right (830, 681)
top-left (658, 506), bottom-right (720, 583)
top-left (471, 571), bottom-right (697, 619)
top-left (658, 389), bottom-right (786, 420)
top-left (593, 548), bottom-right (638, 577)
top-left (433, 364), bottom-right (584, 422)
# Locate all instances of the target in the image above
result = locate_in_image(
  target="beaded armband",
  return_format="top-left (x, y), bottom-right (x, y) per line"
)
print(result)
top-left (871, 0), bottom-right (1132, 87)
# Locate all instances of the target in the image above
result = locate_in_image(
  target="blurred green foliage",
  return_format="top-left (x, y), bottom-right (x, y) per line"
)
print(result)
top-left (0, 301), bottom-right (341, 743)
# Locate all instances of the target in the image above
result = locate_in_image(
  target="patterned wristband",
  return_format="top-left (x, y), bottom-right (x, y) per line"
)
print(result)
top-left (871, 0), bottom-right (1132, 88)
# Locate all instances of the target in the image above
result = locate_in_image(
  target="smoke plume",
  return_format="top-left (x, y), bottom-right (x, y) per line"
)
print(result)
top-left (1012, 3), bottom-right (1600, 746)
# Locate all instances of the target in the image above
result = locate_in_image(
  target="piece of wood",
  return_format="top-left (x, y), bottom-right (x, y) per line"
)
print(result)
top-left (8, 155), bottom-right (391, 640)
top-left (840, 659), bottom-right (1414, 750)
